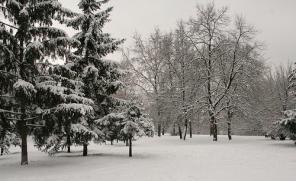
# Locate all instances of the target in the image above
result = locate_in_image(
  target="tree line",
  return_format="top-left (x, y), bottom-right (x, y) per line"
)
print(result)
top-left (121, 2), bottom-right (296, 143)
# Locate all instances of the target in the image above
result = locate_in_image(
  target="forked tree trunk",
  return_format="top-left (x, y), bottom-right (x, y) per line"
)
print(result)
top-left (189, 120), bottom-right (192, 138)
top-left (83, 144), bottom-right (87, 156)
top-left (129, 136), bottom-right (132, 157)
top-left (183, 119), bottom-right (188, 140)
top-left (178, 124), bottom-right (182, 139)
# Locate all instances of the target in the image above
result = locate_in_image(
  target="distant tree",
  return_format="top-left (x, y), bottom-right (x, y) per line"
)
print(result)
top-left (96, 105), bottom-right (154, 157)
top-left (122, 29), bottom-right (167, 137)
top-left (278, 63), bottom-right (296, 143)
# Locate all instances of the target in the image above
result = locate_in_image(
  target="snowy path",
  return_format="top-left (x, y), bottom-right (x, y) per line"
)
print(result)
top-left (0, 135), bottom-right (296, 181)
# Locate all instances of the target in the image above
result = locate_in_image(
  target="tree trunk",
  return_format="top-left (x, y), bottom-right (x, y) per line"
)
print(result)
top-left (111, 140), bottom-right (113, 145)
top-left (157, 123), bottom-right (161, 137)
top-left (162, 126), bottom-right (165, 135)
top-left (173, 123), bottom-right (176, 136)
top-left (18, 109), bottom-right (28, 165)
top-left (212, 118), bottom-right (218, 141)
top-left (189, 120), bottom-right (192, 138)
top-left (178, 124), bottom-right (182, 139)
top-left (226, 102), bottom-right (232, 140)
top-left (20, 125), bottom-right (28, 165)
top-left (1, 147), bottom-right (3, 156)
top-left (129, 137), bottom-right (132, 157)
top-left (183, 119), bottom-right (188, 140)
top-left (210, 122), bottom-right (213, 136)
top-left (126, 138), bottom-right (129, 146)
top-left (83, 144), bottom-right (87, 156)
top-left (227, 122), bottom-right (232, 140)
top-left (67, 134), bottom-right (71, 153)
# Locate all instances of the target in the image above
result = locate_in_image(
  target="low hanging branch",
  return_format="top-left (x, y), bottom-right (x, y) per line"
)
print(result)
top-left (0, 21), bottom-right (18, 30)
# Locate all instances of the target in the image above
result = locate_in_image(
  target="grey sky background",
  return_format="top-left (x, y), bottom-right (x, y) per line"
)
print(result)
top-left (21, 0), bottom-right (296, 68)
top-left (60, 0), bottom-right (296, 68)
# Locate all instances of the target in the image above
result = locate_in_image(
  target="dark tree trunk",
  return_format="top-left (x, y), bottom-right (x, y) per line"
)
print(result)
top-left (226, 103), bottom-right (232, 141)
top-left (162, 126), bottom-right (165, 135)
top-left (183, 119), bottom-right (188, 140)
top-left (20, 125), bottom-right (28, 165)
top-left (126, 138), bottom-right (129, 146)
top-left (18, 108), bottom-right (28, 165)
top-left (83, 144), bottom-right (87, 156)
top-left (189, 120), bottom-right (192, 138)
top-left (157, 123), bottom-right (161, 137)
top-left (67, 134), bottom-right (71, 153)
top-left (210, 122), bottom-right (213, 136)
top-left (173, 123), bottom-right (176, 136)
top-left (212, 118), bottom-right (218, 141)
top-left (111, 140), bottom-right (113, 145)
top-left (1, 147), bottom-right (3, 156)
top-left (227, 122), bottom-right (232, 140)
top-left (129, 137), bottom-right (132, 157)
top-left (178, 124), bottom-right (182, 139)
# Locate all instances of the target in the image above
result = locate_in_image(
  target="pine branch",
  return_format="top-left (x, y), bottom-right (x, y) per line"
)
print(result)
top-left (26, 124), bottom-right (45, 127)
top-left (0, 21), bottom-right (18, 30)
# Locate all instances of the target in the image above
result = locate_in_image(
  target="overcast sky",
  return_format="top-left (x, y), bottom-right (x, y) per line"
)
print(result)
top-left (63, 0), bottom-right (295, 67)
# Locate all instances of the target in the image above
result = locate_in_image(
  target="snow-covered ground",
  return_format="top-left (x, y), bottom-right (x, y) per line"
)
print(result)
top-left (0, 135), bottom-right (295, 181)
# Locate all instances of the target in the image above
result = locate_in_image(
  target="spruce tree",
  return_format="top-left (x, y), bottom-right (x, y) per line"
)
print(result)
top-left (0, 0), bottom-right (78, 165)
top-left (33, 62), bottom-right (98, 156)
top-left (64, 0), bottom-right (124, 155)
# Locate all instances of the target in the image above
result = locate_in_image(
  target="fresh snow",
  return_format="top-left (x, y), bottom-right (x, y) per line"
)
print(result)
top-left (0, 135), bottom-right (296, 181)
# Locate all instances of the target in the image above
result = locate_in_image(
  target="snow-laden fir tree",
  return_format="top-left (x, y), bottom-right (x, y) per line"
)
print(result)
top-left (0, 0), bottom-right (79, 165)
top-left (61, 0), bottom-right (124, 155)
top-left (32, 62), bottom-right (100, 156)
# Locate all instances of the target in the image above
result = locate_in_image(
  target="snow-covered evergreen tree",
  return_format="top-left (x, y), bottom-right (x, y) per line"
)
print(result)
top-left (0, 0), bottom-right (78, 165)
top-left (62, 0), bottom-right (124, 155)
top-left (33, 62), bottom-right (100, 156)
top-left (96, 104), bottom-right (154, 157)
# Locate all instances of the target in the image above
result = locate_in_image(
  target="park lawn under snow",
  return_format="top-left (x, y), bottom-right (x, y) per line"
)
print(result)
top-left (0, 135), bottom-right (296, 181)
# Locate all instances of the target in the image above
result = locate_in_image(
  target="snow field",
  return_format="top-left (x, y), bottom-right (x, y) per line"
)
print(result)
top-left (0, 135), bottom-right (295, 181)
